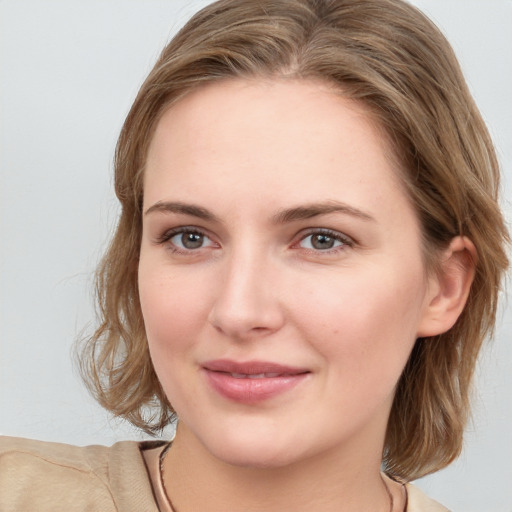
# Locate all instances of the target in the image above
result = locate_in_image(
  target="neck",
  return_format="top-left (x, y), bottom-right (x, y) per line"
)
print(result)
top-left (161, 424), bottom-right (397, 512)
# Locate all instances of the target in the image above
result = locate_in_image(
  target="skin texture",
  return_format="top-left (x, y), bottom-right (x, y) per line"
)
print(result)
top-left (138, 79), bottom-right (474, 511)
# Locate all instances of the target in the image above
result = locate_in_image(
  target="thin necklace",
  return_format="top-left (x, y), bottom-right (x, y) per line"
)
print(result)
top-left (387, 474), bottom-right (409, 512)
top-left (381, 474), bottom-right (394, 512)
top-left (159, 445), bottom-right (406, 512)
top-left (159, 443), bottom-right (178, 512)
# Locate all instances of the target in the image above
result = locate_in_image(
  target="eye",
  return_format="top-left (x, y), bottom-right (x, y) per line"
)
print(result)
top-left (297, 230), bottom-right (352, 251)
top-left (157, 227), bottom-right (217, 252)
top-left (171, 231), bottom-right (211, 250)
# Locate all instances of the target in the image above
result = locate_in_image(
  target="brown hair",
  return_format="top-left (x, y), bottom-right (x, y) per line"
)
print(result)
top-left (80, 0), bottom-right (509, 480)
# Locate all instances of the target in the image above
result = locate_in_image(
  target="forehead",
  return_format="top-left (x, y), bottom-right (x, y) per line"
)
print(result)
top-left (144, 78), bottom-right (412, 223)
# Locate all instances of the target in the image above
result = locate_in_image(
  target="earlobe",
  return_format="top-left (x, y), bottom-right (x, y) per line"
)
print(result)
top-left (417, 236), bottom-right (477, 338)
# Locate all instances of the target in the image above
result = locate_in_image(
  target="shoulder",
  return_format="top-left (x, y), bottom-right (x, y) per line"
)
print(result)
top-left (406, 482), bottom-right (451, 512)
top-left (0, 436), bottom-right (161, 512)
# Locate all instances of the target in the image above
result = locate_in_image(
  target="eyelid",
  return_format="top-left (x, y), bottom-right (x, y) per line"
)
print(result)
top-left (155, 226), bottom-right (197, 244)
top-left (292, 228), bottom-right (355, 252)
top-left (154, 225), bottom-right (218, 249)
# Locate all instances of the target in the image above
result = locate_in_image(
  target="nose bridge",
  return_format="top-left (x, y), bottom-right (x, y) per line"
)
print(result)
top-left (208, 238), bottom-right (283, 337)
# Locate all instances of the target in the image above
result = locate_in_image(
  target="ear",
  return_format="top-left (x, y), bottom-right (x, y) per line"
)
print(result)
top-left (417, 236), bottom-right (477, 338)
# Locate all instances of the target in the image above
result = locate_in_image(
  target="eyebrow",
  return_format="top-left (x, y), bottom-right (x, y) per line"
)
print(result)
top-left (144, 201), bottom-right (219, 222)
top-left (271, 201), bottom-right (376, 224)
top-left (144, 199), bottom-right (375, 224)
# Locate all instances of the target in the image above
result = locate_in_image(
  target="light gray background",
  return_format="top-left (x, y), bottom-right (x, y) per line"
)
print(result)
top-left (1, 1), bottom-right (510, 510)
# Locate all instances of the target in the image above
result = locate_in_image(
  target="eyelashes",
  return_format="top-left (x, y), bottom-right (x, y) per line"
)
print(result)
top-left (294, 229), bottom-right (353, 252)
top-left (155, 227), bottom-right (217, 253)
top-left (154, 226), bottom-right (355, 255)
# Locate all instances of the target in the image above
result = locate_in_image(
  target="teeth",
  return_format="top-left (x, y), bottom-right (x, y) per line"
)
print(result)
top-left (230, 372), bottom-right (281, 379)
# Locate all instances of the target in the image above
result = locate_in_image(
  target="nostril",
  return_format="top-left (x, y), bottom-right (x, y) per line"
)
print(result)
top-left (206, 269), bottom-right (285, 338)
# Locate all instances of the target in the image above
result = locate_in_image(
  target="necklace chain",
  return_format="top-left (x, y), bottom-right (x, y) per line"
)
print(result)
top-left (381, 474), bottom-right (394, 512)
top-left (159, 443), bottom-right (406, 512)
top-left (159, 443), bottom-right (178, 512)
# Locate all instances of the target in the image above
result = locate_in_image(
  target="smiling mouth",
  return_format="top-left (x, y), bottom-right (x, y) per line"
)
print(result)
top-left (202, 359), bottom-right (310, 403)
top-left (229, 372), bottom-right (284, 379)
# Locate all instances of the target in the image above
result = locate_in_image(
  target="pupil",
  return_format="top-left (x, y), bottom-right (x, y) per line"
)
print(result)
top-left (182, 232), bottom-right (203, 249)
top-left (312, 234), bottom-right (334, 250)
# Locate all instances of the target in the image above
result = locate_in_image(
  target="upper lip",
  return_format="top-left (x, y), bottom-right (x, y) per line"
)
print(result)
top-left (202, 359), bottom-right (310, 376)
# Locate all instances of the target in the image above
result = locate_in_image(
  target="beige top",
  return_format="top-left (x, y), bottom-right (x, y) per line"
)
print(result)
top-left (0, 436), bottom-right (449, 511)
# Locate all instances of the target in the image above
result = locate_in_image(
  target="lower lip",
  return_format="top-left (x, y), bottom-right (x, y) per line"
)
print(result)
top-left (203, 370), bottom-right (308, 404)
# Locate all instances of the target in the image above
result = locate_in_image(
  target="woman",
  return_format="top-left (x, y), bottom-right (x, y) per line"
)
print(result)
top-left (0, 0), bottom-right (509, 510)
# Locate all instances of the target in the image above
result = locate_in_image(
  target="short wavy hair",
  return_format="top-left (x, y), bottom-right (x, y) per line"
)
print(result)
top-left (80, 0), bottom-right (509, 481)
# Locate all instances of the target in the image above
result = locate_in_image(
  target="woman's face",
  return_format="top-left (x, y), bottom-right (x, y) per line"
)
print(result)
top-left (139, 79), bottom-right (437, 468)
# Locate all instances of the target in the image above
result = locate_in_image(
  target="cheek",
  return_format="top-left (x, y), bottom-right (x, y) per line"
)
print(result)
top-left (138, 263), bottom-right (213, 410)
top-left (292, 264), bottom-right (427, 376)
top-left (138, 263), bottom-right (210, 356)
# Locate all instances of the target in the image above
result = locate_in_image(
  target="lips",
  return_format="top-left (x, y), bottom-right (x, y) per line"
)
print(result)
top-left (230, 372), bottom-right (283, 379)
top-left (201, 359), bottom-right (310, 403)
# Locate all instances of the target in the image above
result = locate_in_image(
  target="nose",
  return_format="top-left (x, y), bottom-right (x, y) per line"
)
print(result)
top-left (207, 246), bottom-right (285, 339)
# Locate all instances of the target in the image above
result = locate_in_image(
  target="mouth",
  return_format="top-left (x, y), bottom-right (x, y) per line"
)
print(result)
top-left (229, 372), bottom-right (286, 379)
top-left (201, 359), bottom-right (310, 403)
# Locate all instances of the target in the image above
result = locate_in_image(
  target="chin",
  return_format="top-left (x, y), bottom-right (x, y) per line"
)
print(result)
top-left (214, 445), bottom-right (299, 469)
top-left (198, 424), bottom-right (304, 469)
